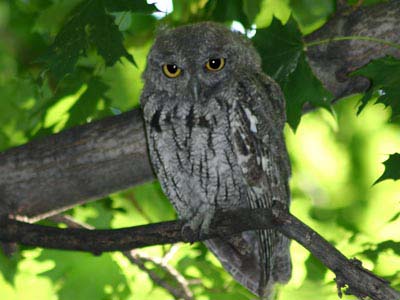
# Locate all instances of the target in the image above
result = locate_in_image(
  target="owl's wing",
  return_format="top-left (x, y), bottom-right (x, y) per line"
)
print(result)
top-left (231, 72), bottom-right (291, 295)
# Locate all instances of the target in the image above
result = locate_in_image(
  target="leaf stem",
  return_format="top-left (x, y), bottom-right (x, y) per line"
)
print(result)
top-left (305, 36), bottom-right (400, 50)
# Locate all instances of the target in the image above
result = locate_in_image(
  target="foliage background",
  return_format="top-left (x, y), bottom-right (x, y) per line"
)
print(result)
top-left (0, 0), bottom-right (399, 299)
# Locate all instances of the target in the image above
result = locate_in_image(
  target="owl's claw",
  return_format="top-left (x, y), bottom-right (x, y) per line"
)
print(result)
top-left (181, 206), bottom-right (215, 243)
top-left (181, 223), bottom-right (198, 243)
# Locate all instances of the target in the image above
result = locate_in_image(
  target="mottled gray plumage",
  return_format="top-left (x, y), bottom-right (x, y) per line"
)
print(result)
top-left (140, 22), bottom-right (291, 298)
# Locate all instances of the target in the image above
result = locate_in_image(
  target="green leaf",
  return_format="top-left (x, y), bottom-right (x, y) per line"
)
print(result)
top-left (104, 0), bottom-right (157, 13)
top-left (388, 211), bottom-right (400, 223)
top-left (351, 56), bottom-right (400, 122)
top-left (304, 254), bottom-right (327, 282)
top-left (375, 153), bottom-right (400, 184)
top-left (253, 18), bottom-right (303, 83)
top-left (254, 0), bottom-right (291, 28)
top-left (242, 0), bottom-right (262, 24)
top-left (131, 181), bottom-right (176, 222)
top-left (347, 0), bottom-right (384, 6)
top-left (38, 250), bottom-right (130, 300)
top-left (253, 18), bottom-right (332, 129)
top-left (88, 6), bottom-right (135, 67)
top-left (44, 0), bottom-right (135, 82)
top-left (282, 53), bottom-right (332, 129)
top-left (205, 0), bottom-right (250, 28)
top-left (72, 198), bottom-right (115, 228)
top-left (0, 250), bottom-right (19, 284)
top-left (289, 0), bottom-right (334, 34)
top-left (64, 77), bottom-right (111, 129)
top-left (127, 13), bottom-right (157, 46)
top-left (361, 240), bottom-right (400, 263)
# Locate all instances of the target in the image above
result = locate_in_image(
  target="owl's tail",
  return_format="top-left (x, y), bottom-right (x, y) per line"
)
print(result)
top-left (205, 231), bottom-right (291, 299)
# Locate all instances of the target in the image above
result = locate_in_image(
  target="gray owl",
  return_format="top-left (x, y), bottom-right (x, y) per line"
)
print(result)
top-left (140, 22), bottom-right (291, 298)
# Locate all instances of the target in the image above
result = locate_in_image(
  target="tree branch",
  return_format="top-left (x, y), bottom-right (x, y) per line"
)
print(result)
top-left (0, 204), bottom-right (398, 300)
top-left (304, 0), bottom-right (400, 98)
top-left (0, 109), bottom-right (154, 221)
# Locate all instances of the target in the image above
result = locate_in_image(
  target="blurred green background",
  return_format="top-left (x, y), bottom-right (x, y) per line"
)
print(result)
top-left (0, 0), bottom-right (399, 299)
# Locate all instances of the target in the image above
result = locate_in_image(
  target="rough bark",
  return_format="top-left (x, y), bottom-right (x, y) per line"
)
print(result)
top-left (0, 1), bottom-right (399, 220)
top-left (0, 110), bottom-right (154, 221)
top-left (1, 204), bottom-right (399, 300)
top-left (305, 0), bottom-right (400, 99)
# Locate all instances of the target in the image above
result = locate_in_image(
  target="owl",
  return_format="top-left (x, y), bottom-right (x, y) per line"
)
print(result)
top-left (140, 22), bottom-right (291, 298)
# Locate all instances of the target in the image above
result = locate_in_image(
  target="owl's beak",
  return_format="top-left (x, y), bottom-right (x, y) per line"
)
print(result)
top-left (190, 79), bottom-right (199, 102)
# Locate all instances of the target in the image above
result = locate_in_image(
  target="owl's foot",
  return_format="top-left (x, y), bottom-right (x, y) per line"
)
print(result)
top-left (181, 205), bottom-right (215, 243)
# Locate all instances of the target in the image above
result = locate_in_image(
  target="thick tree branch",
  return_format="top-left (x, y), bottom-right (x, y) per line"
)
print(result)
top-left (0, 1), bottom-right (399, 221)
top-left (0, 208), bottom-right (274, 252)
top-left (0, 204), bottom-right (398, 300)
top-left (0, 109), bottom-right (154, 221)
top-left (304, 0), bottom-right (400, 98)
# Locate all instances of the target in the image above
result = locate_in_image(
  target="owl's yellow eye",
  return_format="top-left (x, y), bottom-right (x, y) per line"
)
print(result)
top-left (205, 58), bottom-right (225, 72)
top-left (162, 64), bottom-right (182, 78)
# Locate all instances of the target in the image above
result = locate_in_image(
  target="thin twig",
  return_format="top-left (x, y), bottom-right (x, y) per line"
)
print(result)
top-left (49, 214), bottom-right (94, 229)
top-left (125, 250), bottom-right (193, 300)
top-left (162, 244), bottom-right (181, 265)
top-left (47, 214), bottom-right (193, 300)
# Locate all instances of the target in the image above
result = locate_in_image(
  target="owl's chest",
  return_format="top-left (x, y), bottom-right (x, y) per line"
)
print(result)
top-left (147, 99), bottom-right (248, 210)
top-left (158, 108), bottom-right (233, 175)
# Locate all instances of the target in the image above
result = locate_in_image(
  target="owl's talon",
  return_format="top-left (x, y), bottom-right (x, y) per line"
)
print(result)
top-left (181, 207), bottom-right (215, 243)
top-left (181, 223), bottom-right (198, 243)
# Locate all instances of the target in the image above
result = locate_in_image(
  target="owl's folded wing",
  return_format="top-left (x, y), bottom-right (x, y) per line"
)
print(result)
top-left (230, 73), bottom-right (292, 295)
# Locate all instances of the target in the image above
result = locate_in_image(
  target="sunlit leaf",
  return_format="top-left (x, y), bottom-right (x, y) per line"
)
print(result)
top-left (38, 250), bottom-right (130, 300)
top-left (131, 181), bottom-right (176, 222)
top-left (64, 77), bottom-right (111, 129)
top-left (71, 198), bottom-right (117, 228)
top-left (254, 0), bottom-right (291, 28)
top-left (289, 0), bottom-right (334, 34)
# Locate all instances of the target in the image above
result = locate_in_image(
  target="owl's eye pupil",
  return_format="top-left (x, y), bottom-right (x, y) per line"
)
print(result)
top-left (167, 64), bottom-right (178, 73)
top-left (205, 58), bottom-right (225, 72)
top-left (210, 59), bottom-right (221, 69)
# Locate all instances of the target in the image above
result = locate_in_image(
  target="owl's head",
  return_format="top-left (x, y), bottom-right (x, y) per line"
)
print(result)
top-left (142, 22), bottom-right (262, 103)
